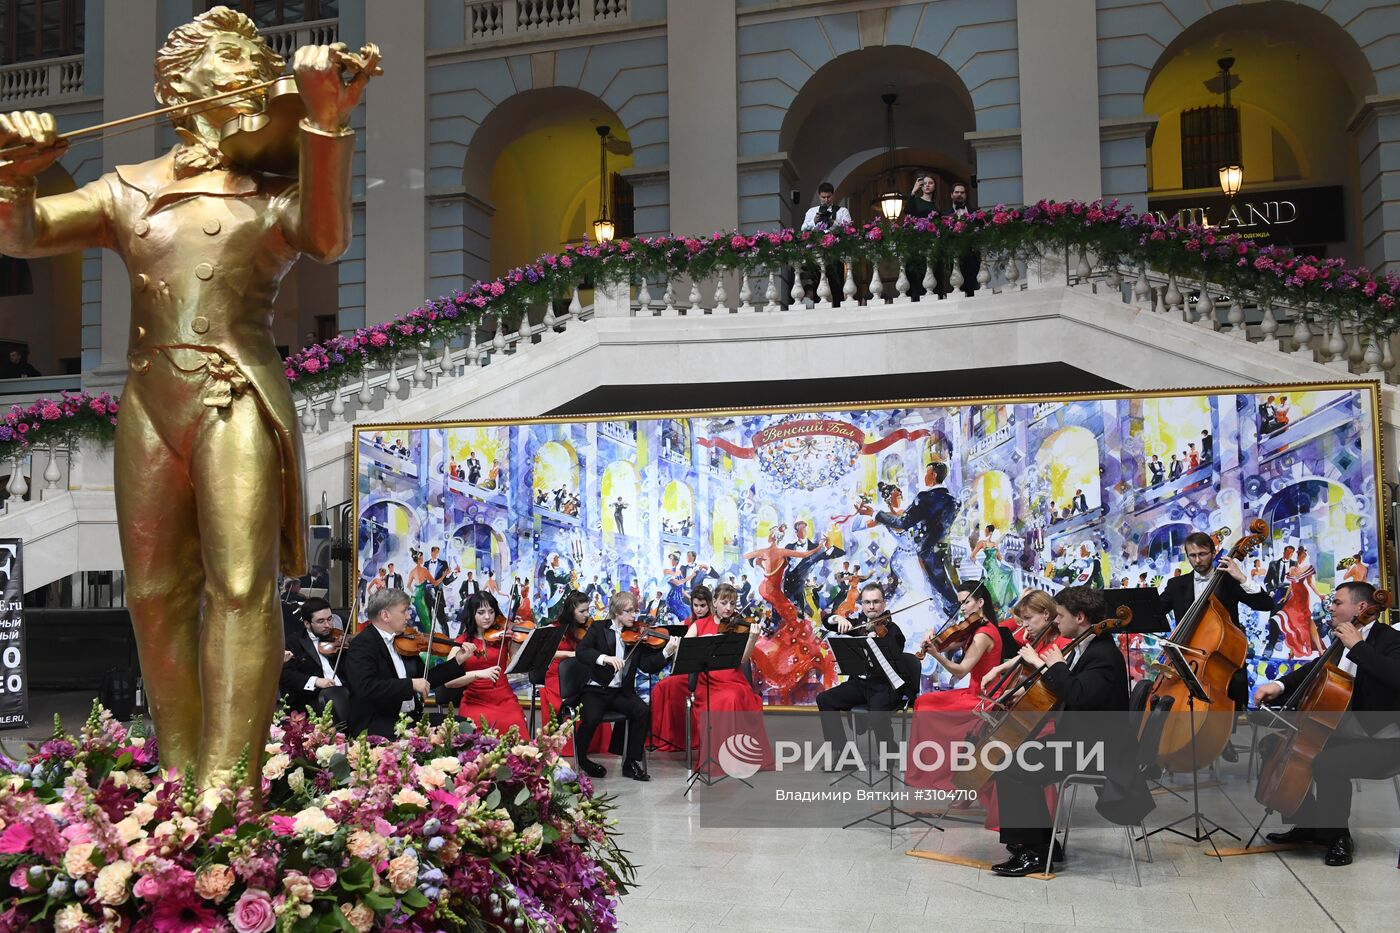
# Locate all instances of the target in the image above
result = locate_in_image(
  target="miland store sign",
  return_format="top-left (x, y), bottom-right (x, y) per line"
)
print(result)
top-left (1146, 185), bottom-right (1345, 249)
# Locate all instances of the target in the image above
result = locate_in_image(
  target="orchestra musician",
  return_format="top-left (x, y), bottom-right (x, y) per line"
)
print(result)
top-left (278, 596), bottom-right (346, 716)
top-left (815, 582), bottom-right (916, 764)
top-left (1159, 531), bottom-right (1277, 760)
top-left (647, 585), bottom-right (714, 753)
top-left (342, 589), bottom-right (471, 739)
top-left (440, 592), bottom-right (529, 735)
top-left (659, 582), bottom-right (774, 775)
top-left (573, 591), bottom-right (670, 781)
top-left (979, 589), bottom-right (1071, 694)
top-left (539, 590), bottom-right (612, 757)
top-left (1254, 581), bottom-right (1400, 866)
top-left (991, 586), bottom-right (1144, 877)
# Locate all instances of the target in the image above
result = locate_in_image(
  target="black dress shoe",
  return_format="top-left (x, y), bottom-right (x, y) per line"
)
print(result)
top-left (990, 849), bottom-right (1047, 877)
top-left (1220, 742), bottom-right (1239, 763)
top-left (578, 758), bottom-right (606, 778)
top-left (1265, 827), bottom-right (1316, 845)
top-left (1323, 833), bottom-right (1354, 867)
top-left (622, 761), bottom-right (650, 782)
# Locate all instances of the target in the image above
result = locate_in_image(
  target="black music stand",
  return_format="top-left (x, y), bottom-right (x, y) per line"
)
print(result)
top-left (1141, 643), bottom-right (1238, 857)
top-left (672, 633), bottom-right (750, 795)
top-left (509, 625), bottom-right (567, 737)
top-left (824, 636), bottom-right (882, 789)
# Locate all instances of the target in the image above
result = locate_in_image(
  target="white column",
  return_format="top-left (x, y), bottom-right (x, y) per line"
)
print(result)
top-left (1015, 0), bottom-right (1102, 203)
top-left (666, 0), bottom-right (738, 235)
top-left (90, 0), bottom-right (162, 386)
top-left (364, 1), bottom-right (427, 324)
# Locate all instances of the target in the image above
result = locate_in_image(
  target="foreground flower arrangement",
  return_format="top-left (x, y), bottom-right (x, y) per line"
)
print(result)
top-left (7, 199), bottom-right (1399, 466)
top-left (0, 704), bottom-right (634, 932)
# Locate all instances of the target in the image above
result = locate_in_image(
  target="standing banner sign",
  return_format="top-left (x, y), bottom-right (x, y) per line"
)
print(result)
top-left (0, 538), bottom-right (26, 729)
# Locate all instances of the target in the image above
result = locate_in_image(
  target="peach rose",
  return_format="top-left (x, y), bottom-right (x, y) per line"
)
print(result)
top-left (386, 853), bottom-right (417, 894)
top-left (341, 902), bottom-right (374, 933)
top-left (63, 841), bottom-right (98, 878)
top-left (194, 864), bottom-right (235, 902)
top-left (345, 829), bottom-right (386, 861)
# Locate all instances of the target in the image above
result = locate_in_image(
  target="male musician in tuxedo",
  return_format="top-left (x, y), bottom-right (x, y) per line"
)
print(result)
top-left (573, 590), bottom-right (670, 780)
top-left (1256, 581), bottom-right (1400, 866)
top-left (815, 582), bottom-right (914, 763)
top-left (384, 562), bottom-right (404, 590)
top-left (1158, 531), bottom-right (1276, 744)
top-left (992, 586), bottom-right (1148, 876)
top-left (279, 597), bottom-right (347, 716)
top-left (861, 461), bottom-right (960, 617)
top-left (342, 589), bottom-right (470, 739)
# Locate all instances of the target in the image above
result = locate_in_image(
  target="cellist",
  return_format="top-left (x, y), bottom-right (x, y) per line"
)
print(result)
top-left (1253, 581), bottom-right (1400, 867)
top-left (991, 586), bottom-right (1145, 877)
top-left (1158, 532), bottom-right (1276, 759)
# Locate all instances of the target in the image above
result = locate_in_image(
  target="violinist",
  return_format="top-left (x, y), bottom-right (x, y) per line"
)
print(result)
top-left (904, 584), bottom-right (1016, 791)
top-left (815, 582), bottom-right (915, 763)
top-left (1159, 532), bottom-right (1277, 759)
top-left (540, 591), bottom-right (613, 758)
top-left (991, 586), bottom-right (1143, 877)
top-left (1254, 581), bottom-right (1400, 867)
top-left (343, 589), bottom-right (473, 740)
top-left (574, 591), bottom-right (671, 781)
top-left (648, 585), bottom-right (714, 754)
top-left (439, 592), bottom-right (529, 735)
top-left (278, 597), bottom-right (345, 715)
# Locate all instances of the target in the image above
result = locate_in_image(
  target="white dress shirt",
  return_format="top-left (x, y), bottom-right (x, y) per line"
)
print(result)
top-left (801, 204), bottom-right (852, 230)
top-left (301, 633), bottom-right (342, 691)
top-left (595, 621), bottom-right (628, 688)
top-left (376, 626), bottom-right (416, 713)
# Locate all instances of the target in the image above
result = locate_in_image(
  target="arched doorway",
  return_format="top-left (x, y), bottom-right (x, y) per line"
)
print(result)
top-left (1142, 2), bottom-right (1375, 262)
top-left (781, 47), bottom-right (977, 226)
top-left (463, 88), bottom-right (634, 278)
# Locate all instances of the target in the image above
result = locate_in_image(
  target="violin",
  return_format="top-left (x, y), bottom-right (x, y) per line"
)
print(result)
top-left (570, 617), bottom-right (594, 642)
top-left (717, 612), bottom-right (758, 636)
top-left (483, 614), bottom-right (535, 646)
top-left (620, 623), bottom-right (672, 649)
top-left (0, 44), bottom-right (383, 177)
top-left (392, 626), bottom-right (461, 659)
top-left (1253, 589), bottom-right (1393, 824)
top-left (318, 625), bottom-right (346, 652)
top-left (918, 609), bottom-right (985, 658)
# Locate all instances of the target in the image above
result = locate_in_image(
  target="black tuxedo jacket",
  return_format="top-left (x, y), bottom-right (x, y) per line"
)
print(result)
top-left (280, 627), bottom-right (331, 712)
top-left (1280, 621), bottom-right (1400, 732)
top-left (574, 622), bottom-right (668, 692)
top-left (459, 579), bottom-right (481, 599)
top-left (1159, 573), bottom-right (1276, 631)
top-left (343, 626), bottom-right (464, 738)
top-left (385, 573), bottom-right (404, 589)
top-left (876, 487), bottom-right (956, 556)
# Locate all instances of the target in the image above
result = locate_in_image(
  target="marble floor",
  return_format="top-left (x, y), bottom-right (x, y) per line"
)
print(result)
top-left (607, 750), bottom-right (1400, 933)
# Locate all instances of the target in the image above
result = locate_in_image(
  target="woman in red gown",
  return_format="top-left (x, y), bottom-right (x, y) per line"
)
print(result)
top-left (743, 527), bottom-right (836, 703)
top-left (904, 582), bottom-right (1015, 790)
top-left (1276, 547), bottom-right (1324, 658)
top-left (658, 582), bottom-right (775, 776)
top-left (441, 592), bottom-right (529, 735)
top-left (647, 586), bottom-right (713, 753)
top-left (539, 590), bottom-right (610, 757)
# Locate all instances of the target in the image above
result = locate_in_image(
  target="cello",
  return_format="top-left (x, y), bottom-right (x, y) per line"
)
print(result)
top-left (953, 607), bottom-right (1132, 792)
top-left (1252, 590), bottom-right (1392, 825)
top-left (1139, 519), bottom-right (1270, 771)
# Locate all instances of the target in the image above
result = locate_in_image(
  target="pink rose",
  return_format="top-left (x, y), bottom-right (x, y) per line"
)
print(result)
top-left (367, 332), bottom-right (388, 348)
top-left (133, 874), bottom-right (161, 900)
top-left (300, 358), bottom-right (322, 373)
top-left (308, 868), bottom-right (336, 891)
top-left (230, 888), bottom-right (276, 933)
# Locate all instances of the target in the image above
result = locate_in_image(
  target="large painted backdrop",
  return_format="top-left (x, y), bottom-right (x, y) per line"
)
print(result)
top-left (355, 382), bottom-right (1385, 707)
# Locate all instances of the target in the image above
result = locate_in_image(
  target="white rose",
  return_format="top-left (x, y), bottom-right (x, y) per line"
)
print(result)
top-left (392, 787), bottom-right (429, 809)
top-left (63, 842), bottom-right (98, 878)
top-left (54, 904), bottom-right (87, 933)
top-left (127, 771), bottom-right (151, 792)
top-left (315, 745), bottom-right (336, 766)
top-left (114, 817), bottom-right (146, 844)
top-left (291, 807), bottom-right (337, 835)
top-left (93, 860), bottom-right (133, 906)
top-left (416, 766), bottom-right (446, 789)
top-left (130, 802), bottom-right (156, 825)
top-left (262, 753), bottom-right (291, 781)
top-left (428, 756), bottom-right (461, 774)
top-left (287, 768), bottom-right (306, 794)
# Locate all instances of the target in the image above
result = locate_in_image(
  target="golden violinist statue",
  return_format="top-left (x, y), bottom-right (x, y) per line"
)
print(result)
top-left (0, 6), bottom-right (378, 786)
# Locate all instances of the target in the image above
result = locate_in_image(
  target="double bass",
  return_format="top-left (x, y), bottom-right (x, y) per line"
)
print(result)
top-left (1139, 519), bottom-right (1270, 771)
top-left (953, 608), bottom-right (1132, 792)
top-left (1253, 590), bottom-right (1392, 820)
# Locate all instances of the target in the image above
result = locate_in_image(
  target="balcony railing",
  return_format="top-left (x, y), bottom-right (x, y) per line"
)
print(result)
top-left (466, 0), bottom-right (630, 42)
top-left (0, 54), bottom-right (84, 104)
top-left (259, 18), bottom-right (340, 61)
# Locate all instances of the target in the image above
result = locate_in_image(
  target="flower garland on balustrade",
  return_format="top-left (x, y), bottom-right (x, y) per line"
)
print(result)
top-left (0, 704), bottom-right (634, 932)
top-left (4, 199), bottom-right (1399, 464)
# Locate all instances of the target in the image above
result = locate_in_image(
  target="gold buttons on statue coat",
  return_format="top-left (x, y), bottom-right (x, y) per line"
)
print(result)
top-left (191, 316), bottom-right (210, 334)
top-left (135, 273), bottom-right (150, 292)
top-left (194, 262), bottom-right (214, 280)
top-left (203, 218), bottom-right (221, 236)
top-left (133, 219), bottom-right (150, 237)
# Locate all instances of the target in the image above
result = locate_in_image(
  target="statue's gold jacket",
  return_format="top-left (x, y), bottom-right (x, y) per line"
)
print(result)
top-left (0, 124), bottom-right (354, 574)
